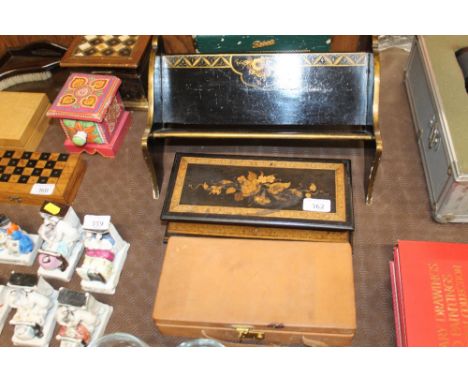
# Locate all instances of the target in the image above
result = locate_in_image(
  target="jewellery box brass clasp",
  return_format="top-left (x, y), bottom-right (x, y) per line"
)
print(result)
top-left (235, 326), bottom-right (265, 341)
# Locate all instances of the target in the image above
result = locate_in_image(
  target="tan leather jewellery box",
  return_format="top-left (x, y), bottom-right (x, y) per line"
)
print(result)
top-left (153, 237), bottom-right (356, 346)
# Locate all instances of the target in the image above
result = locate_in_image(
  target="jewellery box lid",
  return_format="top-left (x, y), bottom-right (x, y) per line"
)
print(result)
top-left (47, 72), bottom-right (121, 122)
top-left (154, 236), bottom-right (356, 334)
top-left (161, 153), bottom-right (354, 231)
top-left (0, 92), bottom-right (49, 148)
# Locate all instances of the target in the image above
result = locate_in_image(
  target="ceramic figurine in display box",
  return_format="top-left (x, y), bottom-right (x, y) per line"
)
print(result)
top-left (76, 215), bottom-right (130, 295)
top-left (6, 272), bottom-right (58, 347)
top-left (0, 283), bottom-right (10, 336)
top-left (55, 288), bottom-right (113, 347)
top-left (37, 201), bottom-right (84, 282)
top-left (46, 72), bottom-right (131, 158)
top-left (0, 214), bottom-right (40, 266)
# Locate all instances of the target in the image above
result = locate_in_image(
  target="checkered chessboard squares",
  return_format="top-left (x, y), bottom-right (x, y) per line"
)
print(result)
top-left (0, 150), bottom-right (69, 185)
top-left (74, 35), bottom-right (138, 58)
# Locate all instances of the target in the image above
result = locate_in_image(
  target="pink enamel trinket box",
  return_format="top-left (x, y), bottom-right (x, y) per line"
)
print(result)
top-left (47, 73), bottom-right (131, 158)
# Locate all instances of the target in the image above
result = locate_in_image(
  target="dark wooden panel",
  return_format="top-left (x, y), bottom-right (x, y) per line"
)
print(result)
top-left (456, 47), bottom-right (468, 92)
top-left (0, 36), bottom-right (74, 56)
top-left (161, 36), bottom-right (196, 54)
top-left (331, 35), bottom-right (372, 52)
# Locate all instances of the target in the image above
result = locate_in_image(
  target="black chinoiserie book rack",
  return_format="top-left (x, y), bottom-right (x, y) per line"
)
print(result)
top-left (142, 36), bottom-right (382, 204)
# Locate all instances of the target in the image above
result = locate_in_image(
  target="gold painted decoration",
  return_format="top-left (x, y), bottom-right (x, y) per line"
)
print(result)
top-left (194, 170), bottom-right (318, 207)
top-left (164, 53), bottom-right (368, 88)
top-left (164, 55), bottom-right (232, 69)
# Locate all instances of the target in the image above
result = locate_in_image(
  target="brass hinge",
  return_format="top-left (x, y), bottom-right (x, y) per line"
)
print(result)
top-left (235, 326), bottom-right (265, 341)
top-left (416, 127), bottom-right (422, 140)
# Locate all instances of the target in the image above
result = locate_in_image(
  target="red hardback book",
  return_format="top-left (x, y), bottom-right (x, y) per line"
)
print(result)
top-left (389, 260), bottom-right (403, 347)
top-left (391, 240), bottom-right (468, 346)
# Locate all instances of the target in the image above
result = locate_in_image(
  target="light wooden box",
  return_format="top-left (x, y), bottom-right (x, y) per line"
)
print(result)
top-left (0, 92), bottom-right (50, 151)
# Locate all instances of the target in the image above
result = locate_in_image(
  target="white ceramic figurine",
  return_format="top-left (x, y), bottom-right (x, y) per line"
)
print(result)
top-left (0, 214), bottom-right (40, 266)
top-left (0, 284), bottom-right (11, 336)
top-left (6, 272), bottom-right (58, 346)
top-left (76, 215), bottom-right (129, 295)
top-left (37, 201), bottom-right (84, 282)
top-left (55, 288), bottom-right (113, 347)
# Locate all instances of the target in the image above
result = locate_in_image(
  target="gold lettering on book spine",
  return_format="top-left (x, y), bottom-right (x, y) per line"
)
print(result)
top-left (428, 263), bottom-right (468, 346)
top-left (252, 39), bottom-right (276, 49)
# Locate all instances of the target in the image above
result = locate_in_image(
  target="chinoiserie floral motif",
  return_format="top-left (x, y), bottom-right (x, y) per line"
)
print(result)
top-left (233, 57), bottom-right (274, 88)
top-left (193, 170), bottom-right (318, 207)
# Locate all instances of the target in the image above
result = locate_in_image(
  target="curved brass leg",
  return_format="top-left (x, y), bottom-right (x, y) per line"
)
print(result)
top-left (141, 36), bottom-right (162, 199)
top-left (141, 134), bottom-right (161, 199)
top-left (366, 36), bottom-right (383, 205)
top-left (365, 137), bottom-right (383, 205)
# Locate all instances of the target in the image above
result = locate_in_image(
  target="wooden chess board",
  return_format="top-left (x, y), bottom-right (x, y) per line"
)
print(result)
top-left (0, 150), bottom-right (86, 205)
top-left (74, 35), bottom-right (139, 58)
top-left (60, 35), bottom-right (151, 69)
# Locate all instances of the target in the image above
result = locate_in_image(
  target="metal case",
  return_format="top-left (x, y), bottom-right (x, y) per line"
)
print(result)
top-left (405, 36), bottom-right (468, 223)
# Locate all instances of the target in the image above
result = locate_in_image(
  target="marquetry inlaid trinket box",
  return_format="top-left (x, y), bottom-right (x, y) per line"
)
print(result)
top-left (47, 73), bottom-right (131, 158)
top-left (162, 153), bottom-right (353, 231)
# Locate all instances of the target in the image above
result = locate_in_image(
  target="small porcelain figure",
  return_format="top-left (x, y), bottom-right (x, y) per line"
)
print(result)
top-left (0, 284), bottom-right (11, 336)
top-left (0, 215), bottom-right (40, 266)
top-left (55, 288), bottom-right (112, 347)
top-left (37, 201), bottom-right (84, 282)
top-left (76, 215), bottom-right (129, 294)
top-left (6, 272), bottom-right (58, 346)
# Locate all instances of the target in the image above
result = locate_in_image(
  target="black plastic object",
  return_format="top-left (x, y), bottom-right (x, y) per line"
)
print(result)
top-left (456, 47), bottom-right (468, 92)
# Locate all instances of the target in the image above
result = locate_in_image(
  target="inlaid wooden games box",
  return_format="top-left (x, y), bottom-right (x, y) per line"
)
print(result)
top-left (0, 150), bottom-right (86, 205)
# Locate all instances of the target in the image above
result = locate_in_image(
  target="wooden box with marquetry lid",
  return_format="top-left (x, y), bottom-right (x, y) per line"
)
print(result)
top-left (161, 153), bottom-right (354, 242)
